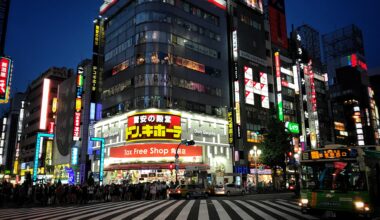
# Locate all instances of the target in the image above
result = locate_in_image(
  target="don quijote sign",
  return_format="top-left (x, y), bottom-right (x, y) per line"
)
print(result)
top-left (125, 112), bottom-right (181, 142)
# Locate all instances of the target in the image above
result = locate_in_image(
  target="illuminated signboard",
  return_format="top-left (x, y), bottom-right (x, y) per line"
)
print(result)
top-left (45, 140), bottom-right (53, 166)
top-left (125, 112), bottom-right (181, 142)
top-left (33, 133), bottom-right (54, 182)
top-left (275, 52), bottom-right (284, 121)
top-left (39, 78), bottom-right (50, 130)
top-left (112, 59), bottom-right (129, 75)
top-left (48, 122), bottom-right (55, 134)
top-left (208, 0), bottom-right (226, 10)
top-left (110, 143), bottom-right (202, 158)
top-left (52, 97), bottom-right (57, 113)
top-left (244, 66), bottom-right (254, 105)
top-left (348, 54), bottom-right (367, 71)
top-left (99, 0), bottom-right (118, 14)
top-left (232, 30), bottom-right (238, 61)
top-left (293, 65), bottom-right (300, 94)
top-left (302, 148), bottom-right (358, 161)
top-left (285, 122), bottom-right (300, 134)
top-left (260, 72), bottom-right (269, 109)
top-left (71, 147), bottom-right (79, 165)
top-left (90, 137), bottom-right (105, 183)
top-left (73, 67), bottom-right (84, 141)
top-left (228, 111), bottom-right (233, 144)
top-left (90, 102), bottom-right (96, 120)
top-left (240, 0), bottom-right (263, 13)
top-left (0, 57), bottom-right (12, 103)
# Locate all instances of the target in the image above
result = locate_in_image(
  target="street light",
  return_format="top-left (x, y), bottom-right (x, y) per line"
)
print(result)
top-left (175, 139), bottom-right (195, 184)
top-left (250, 145), bottom-right (261, 192)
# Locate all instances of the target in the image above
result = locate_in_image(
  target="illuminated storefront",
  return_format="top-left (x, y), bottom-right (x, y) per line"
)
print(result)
top-left (92, 109), bottom-right (232, 184)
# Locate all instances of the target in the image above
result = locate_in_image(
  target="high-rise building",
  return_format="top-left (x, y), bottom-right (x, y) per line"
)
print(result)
top-left (19, 67), bottom-right (72, 182)
top-left (0, 0), bottom-right (10, 56)
top-left (323, 25), bottom-right (365, 85)
top-left (90, 0), bottom-right (232, 185)
top-left (323, 25), bottom-right (379, 146)
top-left (1, 92), bottom-right (25, 175)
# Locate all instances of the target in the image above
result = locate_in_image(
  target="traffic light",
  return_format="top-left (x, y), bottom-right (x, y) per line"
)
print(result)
top-left (169, 162), bottom-right (174, 170)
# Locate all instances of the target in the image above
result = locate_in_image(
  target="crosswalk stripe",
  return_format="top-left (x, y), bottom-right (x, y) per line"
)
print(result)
top-left (223, 200), bottom-right (254, 220)
top-left (276, 200), bottom-right (302, 210)
top-left (262, 201), bottom-right (318, 220)
top-left (3, 202), bottom-right (123, 220)
top-left (154, 200), bottom-right (185, 220)
top-left (90, 201), bottom-right (156, 220)
top-left (70, 201), bottom-right (146, 220)
top-left (198, 200), bottom-right (209, 220)
top-left (175, 200), bottom-right (195, 220)
top-left (235, 200), bottom-right (276, 220)
top-left (31, 202), bottom-right (132, 220)
top-left (132, 200), bottom-right (175, 220)
top-left (247, 201), bottom-right (298, 220)
top-left (109, 200), bottom-right (166, 220)
top-left (211, 200), bottom-right (231, 220)
top-left (278, 199), bottom-right (299, 206)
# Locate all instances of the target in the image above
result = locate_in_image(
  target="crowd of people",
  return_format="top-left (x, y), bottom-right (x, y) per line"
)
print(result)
top-left (0, 180), bottom-right (176, 208)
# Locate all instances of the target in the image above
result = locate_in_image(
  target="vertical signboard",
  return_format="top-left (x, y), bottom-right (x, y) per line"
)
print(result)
top-left (39, 79), bottom-right (50, 130)
top-left (0, 57), bottom-right (12, 103)
top-left (244, 66), bottom-right (254, 105)
top-left (33, 133), bottom-right (54, 182)
top-left (275, 52), bottom-right (284, 121)
top-left (73, 67), bottom-right (84, 141)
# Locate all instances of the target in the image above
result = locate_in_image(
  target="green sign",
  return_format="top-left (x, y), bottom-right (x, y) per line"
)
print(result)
top-left (285, 122), bottom-right (300, 134)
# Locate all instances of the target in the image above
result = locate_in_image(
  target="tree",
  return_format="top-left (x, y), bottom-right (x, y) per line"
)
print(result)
top-left (259, 115), bottom-right (292, 190)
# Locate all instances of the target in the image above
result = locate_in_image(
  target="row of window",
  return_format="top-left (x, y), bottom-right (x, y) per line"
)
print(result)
top-left (105, 31), bottom-right (220, 61)
top-left (102, 73), bottom-right (222, 98)
top-left (240, 14), bottom-right (262, 31)
top-left (136, 0), bottom-right (219, 26)
top-left (110, 52), bottom-right (221, 77)
top-left (135, 11), bottom-right (221, 42)
top-left (103, 96), bottom-right (226, 118)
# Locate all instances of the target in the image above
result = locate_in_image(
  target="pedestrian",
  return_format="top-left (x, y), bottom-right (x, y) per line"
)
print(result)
top-left (150, 182), bottom-right (157, 200)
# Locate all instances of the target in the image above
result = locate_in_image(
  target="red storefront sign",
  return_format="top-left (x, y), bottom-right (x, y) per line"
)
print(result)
top-left (110, 143), bottom-right (202, 158)
top-left (0, 57), bottom-right (10, 100)
top-left (125, 112), bottom-right (181, 142)
top-left (73, 112), bottom-right (81, 140)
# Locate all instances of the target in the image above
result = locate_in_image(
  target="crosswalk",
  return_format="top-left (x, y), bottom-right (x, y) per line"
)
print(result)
top-left (0, 199), bottom-right (319, 220)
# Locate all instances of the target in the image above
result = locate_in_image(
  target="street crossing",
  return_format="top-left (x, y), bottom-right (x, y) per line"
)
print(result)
top-left (0, 199), bottom-right (319, 220)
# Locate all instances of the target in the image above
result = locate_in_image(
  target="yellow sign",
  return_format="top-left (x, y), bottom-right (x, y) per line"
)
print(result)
top-left (228, 112), bottom-right (233, 144)
top-left (52, 97), bottom-right (58, 113)
top-left (125, 112), bottom-right (181, 142)
top-left (45, 140), bottom-right (53, 166)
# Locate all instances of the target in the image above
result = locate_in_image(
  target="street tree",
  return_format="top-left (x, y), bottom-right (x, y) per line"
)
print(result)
top-left (258, 115), bottom-right (292, 191)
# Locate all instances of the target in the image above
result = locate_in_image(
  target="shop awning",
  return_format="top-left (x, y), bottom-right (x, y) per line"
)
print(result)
top-left (104, 163), bottom-right (209, 171)
top-left (364, 150), bottom-right (380, 159)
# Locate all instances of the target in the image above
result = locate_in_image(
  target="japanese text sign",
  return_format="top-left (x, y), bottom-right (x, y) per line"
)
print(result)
top-left (126, 112), bottom-right (181, 142)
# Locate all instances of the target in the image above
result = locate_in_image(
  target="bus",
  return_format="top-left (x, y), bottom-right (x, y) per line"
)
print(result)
top-left (299, 146), bottom-right (375, 218)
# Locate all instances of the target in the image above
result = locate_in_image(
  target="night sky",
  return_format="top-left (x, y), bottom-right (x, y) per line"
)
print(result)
top-left (4, 0), bottom-right (380, 96)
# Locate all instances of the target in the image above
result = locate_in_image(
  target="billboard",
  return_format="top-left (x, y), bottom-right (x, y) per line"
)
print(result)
top-left (73, 67), bottom-right (84, 141)
top-left (125, 112), bottom-right (182, 142)
top-left (0, 57), bottom-right (12, 103)
top-left (39, 79), bottom-right (50, 130)
top-left (208, 0), bottom-right (226, 10)
top-left (269, 5), bottom-right (288, 49)
top-left (110, 143), bottom-right (202, 158)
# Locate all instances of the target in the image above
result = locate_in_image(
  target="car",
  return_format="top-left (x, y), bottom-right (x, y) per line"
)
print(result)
top-left (214, 183), bottom-right (245, 196)
top-left (168, 184), bottom-right (209, 199)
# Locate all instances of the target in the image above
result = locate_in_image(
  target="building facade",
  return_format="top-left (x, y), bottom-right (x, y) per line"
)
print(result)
top-left (19, 67), bottom-right (72, 182)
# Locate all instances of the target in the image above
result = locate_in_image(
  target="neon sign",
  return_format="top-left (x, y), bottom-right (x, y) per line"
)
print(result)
top-left (303, 148), bottom-right (358, 160)
top-left (73, 67), bottom-right (84, 141)
top-left (33, 133), bottom-right (54, 182)
top-left (208, 0), bottom-right (226, 10)
top-left (125, 112), bottom-right (181, 142)
top-left (39, 79), bottom-right (50, 130)
top-left (348, 54), bottom-right (367, 71)
top-left (275, 52), bottom-right (284, 121)
top-left (0, 57), bottom-right (12, 103)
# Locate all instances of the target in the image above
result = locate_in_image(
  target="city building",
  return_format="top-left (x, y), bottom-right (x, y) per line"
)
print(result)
top-left (19, 67), bottom-right (72, 182)
top-left (229, 0), bottom-right (273, 183)
top-left (0, 93), bottom-right (25, 179)
top-left (323, 25), bottom-right (379, 146)
top-left (52, 60), bottom-right (94, 184)
top-left (91, 0), bottom-right (233, 185)
top-left (290, 24), bottom-right (332, 149)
